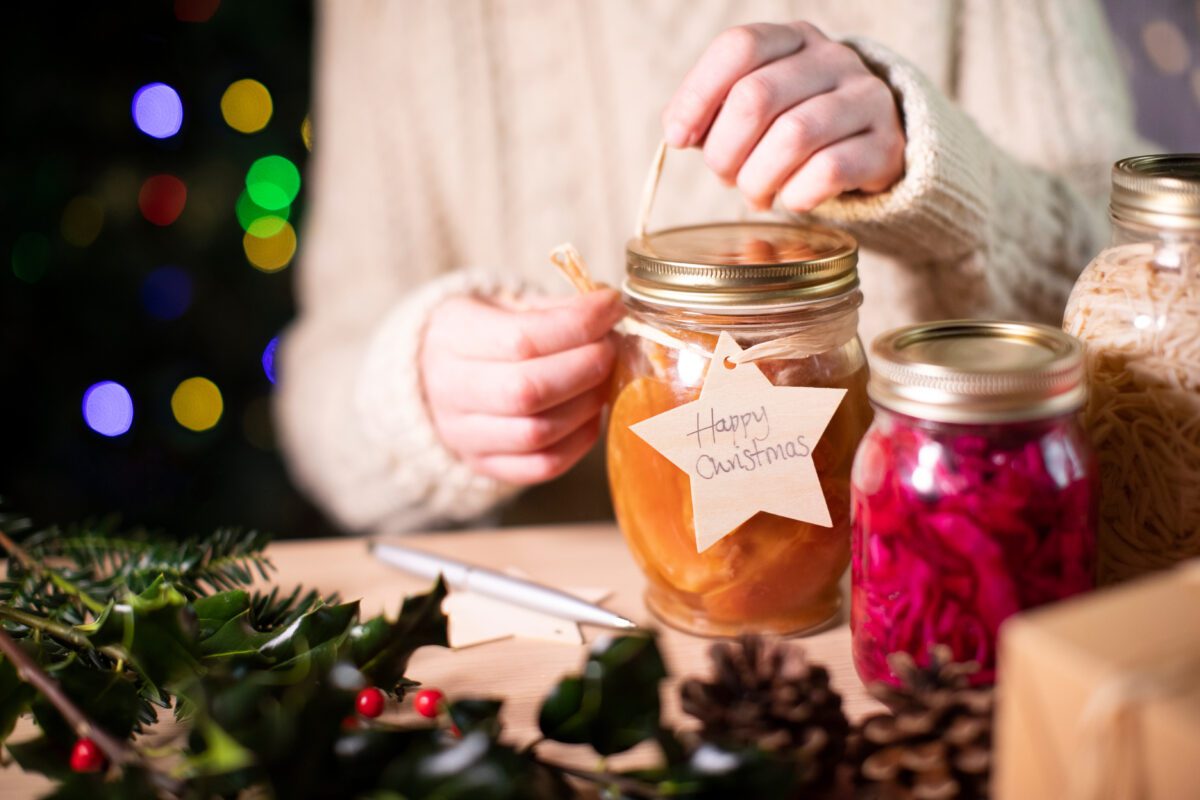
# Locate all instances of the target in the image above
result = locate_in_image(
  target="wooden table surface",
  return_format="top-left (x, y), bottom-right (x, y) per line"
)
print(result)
top-left (2, 523), bottom-right (881, 798)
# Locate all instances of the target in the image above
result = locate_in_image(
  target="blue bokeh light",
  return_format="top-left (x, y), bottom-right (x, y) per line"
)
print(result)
top-left (262, 336), bottom-right (279, 384)
top-left (82, 381), bottom-right (134, 437)
top-left (140, 265), bottom-right (193, 321)
top-left (132, 83), bottom-right (184, 139)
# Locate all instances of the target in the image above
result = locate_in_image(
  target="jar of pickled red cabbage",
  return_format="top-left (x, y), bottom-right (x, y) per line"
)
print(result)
top-left (850, 321), bottom-right (1097, 685)
top-left (607, 221), bottom-right (871, 637)
top-left (1063, 155), bottom-right (1200, 585)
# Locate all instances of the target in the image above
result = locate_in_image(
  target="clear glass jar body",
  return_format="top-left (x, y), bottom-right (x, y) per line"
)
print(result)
top-left (850, 407), bottom-right (1096, 685)
top-left (607, 291), bottom-right (872, 637)
top-left (1063, 220), bottom-right (1200, 584)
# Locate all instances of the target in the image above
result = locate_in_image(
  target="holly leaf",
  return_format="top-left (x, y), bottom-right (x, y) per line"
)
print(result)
top-left (260, 600), bottom-right (360, 674)
top-left (0, 652), bottom-right (36, 745)
top-left (78, 575), bottom-right (200, 699)
top-left (180, 717), bottom-right (255, 777)
top-left (538, 633), bottom-right (667, 755)
top-left (38, 767), bottom-right (160, 800)
top-left (380, 729), bottom-right (574, 800)
top-left (448, 699), bottom-right (503, 737)
top-left (193, 590), bottom-right (274, 658)
top-left (6, 734), bottom-right (73, 782)
top-left (355, 578), bottom-right (448, 692)
top-left (31, 659), bottom-right (146, 746)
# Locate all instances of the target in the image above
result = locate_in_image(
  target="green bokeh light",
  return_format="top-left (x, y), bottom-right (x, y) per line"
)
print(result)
top-left (12, 232), bottom-right (50, 283)
top-left (235, 189), bottom-right (290, 237)
top-left (245, 155), bottom-right (300, 210)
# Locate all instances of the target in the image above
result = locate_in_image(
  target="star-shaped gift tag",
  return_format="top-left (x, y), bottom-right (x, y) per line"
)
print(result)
top-left (629, 332), bottom-right (846, 553)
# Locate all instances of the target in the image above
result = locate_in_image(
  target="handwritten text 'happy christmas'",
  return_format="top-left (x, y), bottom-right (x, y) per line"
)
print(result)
top-left (687, 405), bottom-right (811, 480)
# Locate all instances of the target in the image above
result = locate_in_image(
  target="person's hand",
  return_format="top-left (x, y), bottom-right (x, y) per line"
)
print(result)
top-left (663, 21), bottom-right (905, 213)
top-left (420, 289), bottom-right (624, 485)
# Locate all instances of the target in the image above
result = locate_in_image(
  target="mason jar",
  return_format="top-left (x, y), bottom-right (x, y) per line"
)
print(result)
top-left (850, 321), bottom-right (1097, 685)
top-left (607, 221), bottom-right (872, 637)
top-left (1063, 154), bottom-right (1200, 585)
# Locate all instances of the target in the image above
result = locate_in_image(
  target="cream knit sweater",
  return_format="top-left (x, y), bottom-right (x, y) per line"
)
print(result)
top-left (277, 0), bottom-right (1149, 535)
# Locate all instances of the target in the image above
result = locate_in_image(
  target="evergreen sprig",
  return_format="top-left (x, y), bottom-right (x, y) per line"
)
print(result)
top-left (0, 511), bottom-right (967, 799)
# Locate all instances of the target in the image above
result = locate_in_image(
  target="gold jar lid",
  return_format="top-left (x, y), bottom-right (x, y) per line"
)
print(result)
top-left (1111, 154), bottom-right (1200, 231)
top-left (624, 221), bottom-right (858, 311)
top-left (868, 321), bottom-right (1086, 424)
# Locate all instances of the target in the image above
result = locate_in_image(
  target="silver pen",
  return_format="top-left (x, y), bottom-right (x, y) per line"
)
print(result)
top-left (369, 540), bottom-right (638, 630)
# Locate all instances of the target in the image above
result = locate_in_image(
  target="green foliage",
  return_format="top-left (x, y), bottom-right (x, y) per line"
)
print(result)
top-left (1, 516), bottom-right (865, 799)
top-left (539, 633), bottom-right (668, 755)
top-left (0, 654), bottom-right (36, 742)
top-left (354, 577), bottom-right (449, 693)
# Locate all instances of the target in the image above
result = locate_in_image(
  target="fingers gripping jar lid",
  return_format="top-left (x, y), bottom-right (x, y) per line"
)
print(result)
top-left (624, 221), bottom-right (858, 312)
top-left (1110, 154), bottom-right (1200, 231)
top-left (868, 320), bottom-right (1086, 424)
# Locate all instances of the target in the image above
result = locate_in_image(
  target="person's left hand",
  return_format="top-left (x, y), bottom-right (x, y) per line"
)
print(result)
top-left (662, 21), bottom-right (905, 213)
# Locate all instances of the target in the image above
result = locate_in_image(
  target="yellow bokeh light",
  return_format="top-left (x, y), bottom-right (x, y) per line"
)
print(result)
top-left (220, 79), bottom-right (273, 134)
top-left (61, 196), bottom-right (105, 247)
top-left (171, 377), bottom-right (223, 432)
top-left (300, 114), bottom-right (312, 151)
top-left (243, 220), bottom-right (297, 272)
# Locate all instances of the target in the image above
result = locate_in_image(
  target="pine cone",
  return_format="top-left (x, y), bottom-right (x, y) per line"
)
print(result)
top-left (680, 635), bottom-right (849, 789)
top-left (850, 645), bottom-right (994, 800)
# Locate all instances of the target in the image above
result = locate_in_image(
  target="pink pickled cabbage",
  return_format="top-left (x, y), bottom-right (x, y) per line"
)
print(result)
top-left (850, 413), bottom-right (1096, 686)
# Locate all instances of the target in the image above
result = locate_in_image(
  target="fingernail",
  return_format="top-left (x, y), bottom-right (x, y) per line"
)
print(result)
top-left (665, 120), bottom-right (691, 148)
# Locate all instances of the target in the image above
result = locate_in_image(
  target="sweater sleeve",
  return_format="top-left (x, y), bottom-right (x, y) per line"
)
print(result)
top-left (802, 19), bottom-right (1151, 324)
top-left (275, 269), bottom-right (525, 535)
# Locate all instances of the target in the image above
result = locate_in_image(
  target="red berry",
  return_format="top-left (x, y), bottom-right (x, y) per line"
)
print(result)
top-left (413, 688), bottom-right (445, 719)
top-left (355, 687), bottom-right (386, 718)
top-left (69, 737), bottom-right (105, 773)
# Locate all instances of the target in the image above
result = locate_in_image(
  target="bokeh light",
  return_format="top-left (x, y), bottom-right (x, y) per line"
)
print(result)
top-left (243, 221), bottom-right (297, 272)
top-left (11, 233), bottom-right (50, 283)
top-left (82, 381), bottom-right (134, 437)
top-left (262, 336), bottom-right (279, 383)
top-left (221, 79), bottom-right (273, 134)
top-left (235, 189), bottom-right (289, 237)
top-left (141, 266), bottom-right (193, 321)
top-left (300, 114), bottom-right (312, 150)
top-left (61, 196), bottom-right (105, 247)
top-left (138, 174), bottom-right (187, 226)
top-left (131, 83), bottom-right (184, 139)
top-left (174, 0), bottom-right (219, 23)
top-left (171, 377), bottom-right (223, 432)
top-left (245, 155), bottom-right (300, 210)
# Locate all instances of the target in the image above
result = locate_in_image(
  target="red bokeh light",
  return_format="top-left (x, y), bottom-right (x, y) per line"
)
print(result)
top-left (174, 0), bottom-right (220, 23)
top-left (138, 174), bottom-right (187, 227)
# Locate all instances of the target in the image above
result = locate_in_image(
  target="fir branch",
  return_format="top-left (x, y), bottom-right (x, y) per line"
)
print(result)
top-left (0, 527), bottom-right (106, 614)
top-left (0, 603), bottom-right (126, 663)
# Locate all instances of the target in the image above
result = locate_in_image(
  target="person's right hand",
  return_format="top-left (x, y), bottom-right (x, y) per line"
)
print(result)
top-left (420, 289), bottom-right (624, 485)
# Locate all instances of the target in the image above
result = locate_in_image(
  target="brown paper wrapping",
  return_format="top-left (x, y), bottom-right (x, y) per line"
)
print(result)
top-left (995, 561), bottom-right (1200, 800)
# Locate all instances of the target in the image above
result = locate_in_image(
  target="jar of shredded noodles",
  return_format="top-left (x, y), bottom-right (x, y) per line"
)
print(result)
top-left (608, 222), bottom-right (871, 636)
top-left (1063, 155), bottom-right (1200, 585)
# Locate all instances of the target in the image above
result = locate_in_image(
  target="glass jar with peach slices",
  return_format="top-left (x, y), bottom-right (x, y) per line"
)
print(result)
top-left (607, 222), bottom-right (871, 637)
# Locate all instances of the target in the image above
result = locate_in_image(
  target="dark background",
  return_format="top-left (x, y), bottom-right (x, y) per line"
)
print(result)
top-left (0, 1), bottom-right (330, 538)
top-left (0, 1), bottom-right (1196, 540)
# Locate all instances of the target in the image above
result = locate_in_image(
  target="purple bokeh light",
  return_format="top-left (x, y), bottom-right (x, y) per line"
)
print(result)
top-left (82, 381), bottom-right (134, 437)
top-left (132, 83), bottom-right (184, 139)
top-left (262, 336), bottom-right (279, 384)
